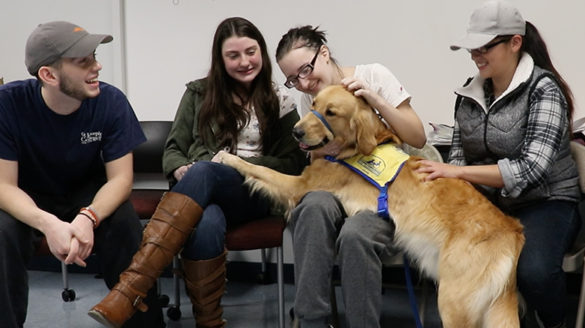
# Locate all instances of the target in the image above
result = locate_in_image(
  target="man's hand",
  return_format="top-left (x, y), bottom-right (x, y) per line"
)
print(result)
top-left (42, 215), bottom-right (91, 267)
top-left (68, 214), bottom-right (95, 266)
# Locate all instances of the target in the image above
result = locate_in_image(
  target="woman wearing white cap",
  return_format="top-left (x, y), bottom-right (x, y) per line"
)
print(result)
top-left (418, 1), bottom-right (580, 327)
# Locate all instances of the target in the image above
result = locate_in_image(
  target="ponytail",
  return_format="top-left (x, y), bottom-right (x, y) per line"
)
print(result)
top-left (522, 21), bottom-right (575, 132)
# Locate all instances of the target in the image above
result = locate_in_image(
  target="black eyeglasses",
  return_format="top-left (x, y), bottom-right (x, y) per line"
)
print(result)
top-left (468, 37), bottom-right (512, 55)
top-left (284, 46), bottom-right (321, 89)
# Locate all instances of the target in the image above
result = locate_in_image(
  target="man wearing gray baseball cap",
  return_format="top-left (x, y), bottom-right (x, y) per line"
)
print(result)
top-left (24, 20), bottom-right (113, 76)
top-left (0, 21), bottom-right (164, 328)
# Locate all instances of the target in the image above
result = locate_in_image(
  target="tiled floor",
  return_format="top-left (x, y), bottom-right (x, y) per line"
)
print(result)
top-left (25, 267), bottom-right (443, 328)
top-left (26, 269), bottom-right (298, 328)
top-left (24, 267), bottom-right (582, 328)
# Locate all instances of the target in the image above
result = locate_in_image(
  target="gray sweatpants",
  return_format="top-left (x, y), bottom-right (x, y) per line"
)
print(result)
top-left (290, 191), bottom-right (396, 328)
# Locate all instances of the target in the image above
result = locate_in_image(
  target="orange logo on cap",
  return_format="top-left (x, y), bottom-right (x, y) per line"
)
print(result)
top-left (73, 27), bottom-right (84, 32)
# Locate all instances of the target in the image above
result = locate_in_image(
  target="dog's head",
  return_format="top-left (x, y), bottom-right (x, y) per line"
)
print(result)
top-left (292, 85), bottom-right (401, 159)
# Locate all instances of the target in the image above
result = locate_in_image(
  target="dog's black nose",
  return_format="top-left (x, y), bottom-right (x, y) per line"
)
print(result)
top-left (292, 127), bottom-right (305, 141)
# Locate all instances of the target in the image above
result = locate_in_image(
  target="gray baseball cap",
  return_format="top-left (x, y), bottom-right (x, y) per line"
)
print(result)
top-left (450, 0), bottom-right (525, 51)
top-left (25, 21), bottom-right (113, 75)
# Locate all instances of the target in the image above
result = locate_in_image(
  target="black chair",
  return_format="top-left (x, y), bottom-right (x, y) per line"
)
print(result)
top-left (129, 120), bottom-right (173, 221)
top-left (564, 141), bottom-right (585, 328)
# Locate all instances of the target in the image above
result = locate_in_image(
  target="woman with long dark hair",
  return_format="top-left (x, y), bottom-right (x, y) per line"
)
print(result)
top-left (89, 17), bottom-right (305, 328)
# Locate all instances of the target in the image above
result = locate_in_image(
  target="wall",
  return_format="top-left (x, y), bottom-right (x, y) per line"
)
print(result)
top-left (122, 0), bottom-right (585, 129)
top-left (3, 1), bottom-right (584, 126)
top-left (2, 0), bottom-right (585, 265)
top-left (0, 0), bottom-right (123, 87)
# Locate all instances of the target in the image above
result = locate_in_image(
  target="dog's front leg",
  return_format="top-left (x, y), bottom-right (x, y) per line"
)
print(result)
top-left (216, 150), bottom-right (277, 182)
top-left (216, 150), bottom-right (304, 212)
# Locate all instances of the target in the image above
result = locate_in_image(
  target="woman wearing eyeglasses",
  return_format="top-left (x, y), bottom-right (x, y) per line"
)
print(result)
top-left (275, 26), bottom-right (425, 327)
top-left (418, 1), bottom-right (580, 327)
top-left (89, 17), bottom-right (306, 328)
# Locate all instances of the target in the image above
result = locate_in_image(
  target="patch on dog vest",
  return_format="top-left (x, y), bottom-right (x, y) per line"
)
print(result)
top-left (341, 143), bottom-right (409, 189)
top-left (326, 143), bottom-right (409, 220)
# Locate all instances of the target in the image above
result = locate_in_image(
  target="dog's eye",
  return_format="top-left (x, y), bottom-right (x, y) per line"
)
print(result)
top-left (325, 108), bottom-right (335, 116)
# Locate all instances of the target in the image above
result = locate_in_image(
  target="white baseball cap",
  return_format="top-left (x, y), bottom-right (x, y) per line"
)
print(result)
top-left (450, 0), bottom-right (525, 51)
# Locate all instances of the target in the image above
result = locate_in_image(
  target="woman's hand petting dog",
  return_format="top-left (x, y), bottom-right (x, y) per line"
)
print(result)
top-left (417, 159), bottom-right (462, 181)
top-left (309, 139), bottom-right (343, 161)
top-left (341, 77), bottom-right (385, 110)
top-left (418, 158), bottom-right (505, 189)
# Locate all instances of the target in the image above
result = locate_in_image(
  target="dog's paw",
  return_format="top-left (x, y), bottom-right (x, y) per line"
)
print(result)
top-left (215, 150), bottom-right (240, 167)
top-left (215, 150), bottom-right (230, 163)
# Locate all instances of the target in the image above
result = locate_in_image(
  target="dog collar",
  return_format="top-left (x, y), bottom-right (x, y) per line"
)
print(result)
top-left (326, 143), bottom-right (409, 219)
top-left (311, 110), bottom-right (334, 136)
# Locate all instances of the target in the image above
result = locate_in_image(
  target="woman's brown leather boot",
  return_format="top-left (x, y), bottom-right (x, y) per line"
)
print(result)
top-left (88, 191), bottom-right (203, 328)
top-left (182, 250), bottom-right (227, 328)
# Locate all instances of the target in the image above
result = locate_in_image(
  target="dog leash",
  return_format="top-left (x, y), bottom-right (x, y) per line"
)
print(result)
top-left (403, 255), bottom-right (425, 328)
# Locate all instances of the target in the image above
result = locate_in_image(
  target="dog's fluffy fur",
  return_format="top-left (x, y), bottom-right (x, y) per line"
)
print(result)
top-left (217, 85), bottom-right (525, 328)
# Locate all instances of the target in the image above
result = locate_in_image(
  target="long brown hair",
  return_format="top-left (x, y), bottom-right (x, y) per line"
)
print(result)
top-left (521, 21), bottom-right (575, 132)
top-left (198, 17), bottom-right (280, 152)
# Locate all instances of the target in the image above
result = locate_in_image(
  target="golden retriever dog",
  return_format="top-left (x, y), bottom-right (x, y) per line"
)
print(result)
top-left (217, 85), bottom-right (525, 328)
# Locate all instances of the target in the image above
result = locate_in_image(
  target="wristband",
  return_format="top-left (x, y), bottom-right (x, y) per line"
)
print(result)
top-left (80, 206), bottom-right (100, 228)
top-left (87, 205), bottom-right (100, 221)
top-left (79, 212), bottom-right (97, 228)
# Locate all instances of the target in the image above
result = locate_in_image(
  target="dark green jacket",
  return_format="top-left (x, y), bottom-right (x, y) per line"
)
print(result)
top-left (162, 78), bottom-right (307, 182)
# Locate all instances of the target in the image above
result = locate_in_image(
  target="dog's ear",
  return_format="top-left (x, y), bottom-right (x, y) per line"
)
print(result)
top-left (353, 107), bottom-right (378, 155)
top-left (376, 129), bottom-right (402, 145)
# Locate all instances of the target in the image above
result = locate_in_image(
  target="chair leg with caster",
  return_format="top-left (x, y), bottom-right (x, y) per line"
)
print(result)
top-left (166, 256), bottom-right (182, 321)
top-left (60, 261), bottom-right (76, 302)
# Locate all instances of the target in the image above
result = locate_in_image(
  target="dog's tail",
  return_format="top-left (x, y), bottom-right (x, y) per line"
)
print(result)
top-left (473, 243), bottom-right (522, 328)
top-left (483, 288), bottom-right (521, 328)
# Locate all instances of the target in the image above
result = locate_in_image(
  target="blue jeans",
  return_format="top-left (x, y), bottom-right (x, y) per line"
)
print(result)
top-left (511, 200), bottom-right (580, 326)
top-left (172, 161), bottom-right (271, 260)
